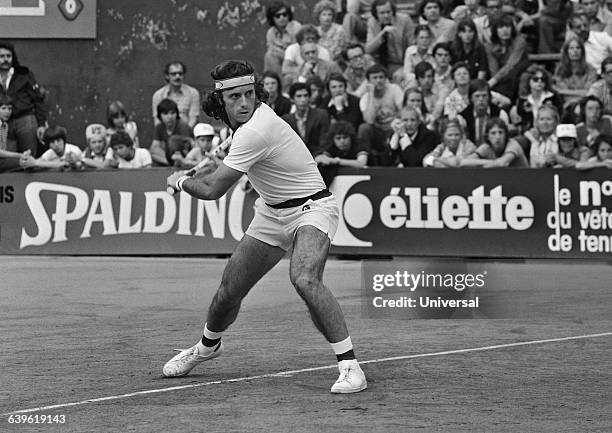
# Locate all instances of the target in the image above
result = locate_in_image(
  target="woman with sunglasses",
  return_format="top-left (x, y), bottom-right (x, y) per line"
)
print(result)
top-left (264, 2), bottom-right (301, 75)
top-left (512, 64), bottom-right (563, 134)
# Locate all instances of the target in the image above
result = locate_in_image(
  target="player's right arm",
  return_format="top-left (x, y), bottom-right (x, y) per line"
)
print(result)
top-left (169, 162), bottom-right (244, 200)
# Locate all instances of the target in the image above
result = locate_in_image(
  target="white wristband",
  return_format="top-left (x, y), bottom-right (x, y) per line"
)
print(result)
top-left (176, 175), bottom-right (189, 192)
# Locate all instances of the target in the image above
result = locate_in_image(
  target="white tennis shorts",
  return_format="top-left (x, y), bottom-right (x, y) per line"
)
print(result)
top-left (245, 195), bottom-right (340, 251)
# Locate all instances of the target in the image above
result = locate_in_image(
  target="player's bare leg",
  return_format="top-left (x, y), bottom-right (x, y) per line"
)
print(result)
top-left (289, 225), bottom-right (367, 393)
top-left (163, 234), bottom-right (284, 377)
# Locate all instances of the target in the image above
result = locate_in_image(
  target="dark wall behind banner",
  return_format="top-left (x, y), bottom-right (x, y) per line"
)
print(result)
top-left (10, 0), bottom-right (317, 149)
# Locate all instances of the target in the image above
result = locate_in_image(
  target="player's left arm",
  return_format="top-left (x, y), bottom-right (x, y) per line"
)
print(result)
top-left (176, 162), bottom-right (244, 200)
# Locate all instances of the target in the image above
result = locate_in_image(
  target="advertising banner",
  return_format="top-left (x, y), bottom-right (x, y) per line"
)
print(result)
top-left (1, 168), bottom-right (611, 258)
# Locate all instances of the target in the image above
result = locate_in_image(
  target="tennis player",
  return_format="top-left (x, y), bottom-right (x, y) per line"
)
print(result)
top-left (165, 60), bottom-right (367, 393)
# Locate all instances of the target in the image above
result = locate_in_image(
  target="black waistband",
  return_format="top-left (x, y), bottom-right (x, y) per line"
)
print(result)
top-left (267, 189), bottom-right (332, 209)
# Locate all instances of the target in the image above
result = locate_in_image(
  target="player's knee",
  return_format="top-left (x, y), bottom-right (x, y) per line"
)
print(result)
top-left (290, 270), bottom-right (320, 295)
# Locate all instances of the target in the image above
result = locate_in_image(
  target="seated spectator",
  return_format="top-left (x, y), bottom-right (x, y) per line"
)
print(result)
top-left (580, 0), bottom-right (612, 35)
top-left (587, 56), bottom-right (612, 115)
top-left (513, 64), bottom-right (564, 134)
top-left (431, 42), bottom-right (454, 93)
top-left (414, 61), bottom-right (448, 126)
top-left (343, 43), bottom-right (375, 97)
top-left (418, 0), bottom-right (458, 45)
top-left (444, 62), bottom-right (475, 119)
top-left (323, 72), bottom-right (363, 130)
top-left (553, 36), bottom-right (599, 107)
top-left (0, 92), bottom-right (26, 173)
top-left (182, 123), bottom-right (221, 169)
top-left (576, 133), bottom-right (612, 169)
top-left (403, 25), bottom-right (436, 88)
top-left (365, 0), bottom-right (416, 83)
top-left (150, 98), bottom-right (193, 166)
top-left (293, 42), bottom-right (342, 89)
top-left (486, 14), bottom-right (529, 100)
top-left (264, 2), bottom-right (301, 75)
top-left (403, 86), bottom-right (433, 126)
top-left (575, 95), bottom-right (612, 149)
top-left (282, 24), bottom-right (333, 91)
top-left (307, 75), bottom-right (328, 110)
top-left (260, 70), bottom-right (292, 117)
top-left (538, 0), bottom-right (573, 54)
top-left (81, 125), bottom-right (107, 169)
top-left (357, 63), bottom-right (403, 165)
top-left (152, 61), bottom-right (200, 128)
top-left (547, 123), bottom-right (590, 167)
top-left (106, 100), bottom-right (139, 148)
top-left (458, 79), bottom-right (510, 145)
top-left (315, 120), bottom-right (369, 167)
top-left (389, 105), bottom-right (438, 166)
top-left (104, 131), bottom-right (152, 169)
top-left (569, 12), bottom-right (612, 74)
top-left (20, 125), bottom-right (82, 171)
top-left (422, 118), bottom-right (477, 166)
top-left (282, 82), bottom-right (330, 155)
top-left (451, 18), bottom-right (489, 80)
top-left (314, 0), bottom-right (348, 63)
top-left (520, 105), bottom-right (560, 167)
top-left (460, 117), bottom-right (529, 166)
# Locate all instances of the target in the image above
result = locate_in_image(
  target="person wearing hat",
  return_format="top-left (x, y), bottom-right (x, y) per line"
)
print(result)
top-left (547, 123), bottom-right (591, 167)
top-left (182, 123), bottom-right (221, 168)
top-left (104, 131), bottom-right (151, 169)
top-left (81, 123), bottom-right (108, 169)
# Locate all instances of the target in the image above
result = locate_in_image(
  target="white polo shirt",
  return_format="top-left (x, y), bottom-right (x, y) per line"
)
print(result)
top-left (223, 103), bottom-right (326, 205)
top-left (40, 143), bottom-right (83, 162)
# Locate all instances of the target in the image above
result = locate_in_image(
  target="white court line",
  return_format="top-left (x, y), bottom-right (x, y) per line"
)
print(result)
top-left (3, 331), bottom-right (612, 416)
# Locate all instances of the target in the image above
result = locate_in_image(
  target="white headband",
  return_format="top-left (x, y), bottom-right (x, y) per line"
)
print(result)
top-left (214, 74), bottom-right (255, 90)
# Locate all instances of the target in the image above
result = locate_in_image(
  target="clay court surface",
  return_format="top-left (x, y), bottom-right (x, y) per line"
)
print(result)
top-left (1, 256), bottom-right (611, 432)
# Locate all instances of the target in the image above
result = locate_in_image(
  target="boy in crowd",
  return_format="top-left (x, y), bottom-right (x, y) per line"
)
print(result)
top-left (105, 131), bottom-right (152, 169)
top-left (20, 125), bottom-right (82, 170)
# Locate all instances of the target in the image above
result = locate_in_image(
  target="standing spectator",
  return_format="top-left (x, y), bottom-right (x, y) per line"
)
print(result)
top-left (20, 125), bottom-right (82, 171)
top-left (323, 72), bottom-right (363, 130)
top-left (343, 43), bottom-right (374, 97)
top-left (388, 106), bottom-right (438, 166)
top-left (458, 79), bottom-right (510, 145)
top-left (260, 71), bottom-right (291, 117)
top-left (486, 14), bottom-right (529, 100)
top-left (451, 18), bottom-right (489, 81)
top-left (460, 117), bottom-right (529, 167)
top-left (513, 64), bottom-right (564, 134)
top-left (538, 0), bottom-right (573, 54)
top-left (403, 25), bottom-right (435, 88)
top-left (264, 2), bottom-right (301, 75)
top-left (575, 95), bottom-right (612, 150)
top-left (587, 56), bottom-right (612, 115)
top-left (580, 0), bottom-right (612, 35)
top-left (0, 42), bottom-right (47, 156)
top-left (314, 0), bottom-right (348, 63)
top-left (365, 0), bottom-right (416, 82)
top-left (422, 118), bottom-right (477, 167)
top-left (105, 131), bottom-right (152, 169)
top-left (282, 25), bottom-right (333, 90)
top-left (568, 12), bottom-right (612, 74)
top-left (357, 63), bottom-right (403, 165)
top-left (152, 61), bottom-right (200, 128)
top-left (343, 0), bottom-right (373, 44)
top-left (282, 82), bottom-right (330, 155)
top-left (521, 105), bottom-right (560, 168)
top-left (418, 0), bottom-right (458, 45)
top-left (553, 36), bottom-right (599, 107)
top-left (81, 124), bottom-right (107, 169)
top-left (106, 100), bottom-right (139, 148)
top-left (150, 98), bottom-right (193, 166)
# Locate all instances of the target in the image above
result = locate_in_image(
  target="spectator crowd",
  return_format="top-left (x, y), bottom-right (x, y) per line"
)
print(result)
top-left (3, 0), bottom-right (612, 176)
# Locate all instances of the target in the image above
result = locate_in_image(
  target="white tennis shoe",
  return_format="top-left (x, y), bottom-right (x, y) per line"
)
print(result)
top-left (330, 359), bottom-right (367, 393)
top-left (162, 341), bottom-right (224, 377)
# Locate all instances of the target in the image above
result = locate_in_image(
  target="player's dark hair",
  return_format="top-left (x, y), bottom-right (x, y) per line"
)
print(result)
top-left (42, 125), bottom-right (67, 146)
top-left (203, 60), bottom-right (267, 127)
top-left (156, 98), bottom-right (180, 121)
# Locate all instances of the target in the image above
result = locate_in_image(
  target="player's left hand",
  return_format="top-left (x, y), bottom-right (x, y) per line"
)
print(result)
top-left (167, 170), bottom-right (188, 191)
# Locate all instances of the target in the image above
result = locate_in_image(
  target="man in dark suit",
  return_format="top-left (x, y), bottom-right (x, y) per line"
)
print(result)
top-left (282, 82), bottom-right (330, 155)
top-left (322, 73), bottom-right (363, 131)
top-left (458, 79), bottom-right (509, 146)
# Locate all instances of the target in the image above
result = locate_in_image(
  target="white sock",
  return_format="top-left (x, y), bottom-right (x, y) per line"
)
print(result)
top-left (330, 336), bottom-right (353, 356)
